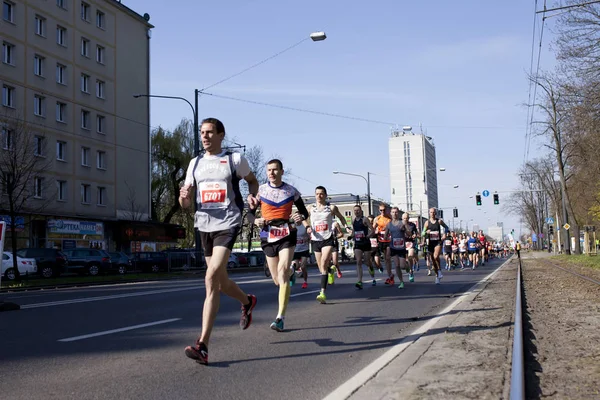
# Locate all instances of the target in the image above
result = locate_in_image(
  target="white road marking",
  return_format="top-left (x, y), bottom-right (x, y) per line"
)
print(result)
top-left (21, 286), bottom-right (202, 309)
top-left (58, 318), bottom-right (181, 342)
top-left (291, 289), bottom-right (321, 297)
top-left (322, 259), bottom-right (511, 400)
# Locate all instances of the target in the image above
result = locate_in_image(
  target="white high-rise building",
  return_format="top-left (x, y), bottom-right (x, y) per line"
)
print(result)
top-left (389, 127), bottom-right (438, 219)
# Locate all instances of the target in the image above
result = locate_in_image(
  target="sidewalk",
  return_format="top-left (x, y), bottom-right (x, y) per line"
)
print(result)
top-left (343, 257), bottom-right (518, 400)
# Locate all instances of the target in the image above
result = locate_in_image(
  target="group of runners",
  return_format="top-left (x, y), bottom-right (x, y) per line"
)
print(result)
top-left (178, 117), bottom-right (497, 365)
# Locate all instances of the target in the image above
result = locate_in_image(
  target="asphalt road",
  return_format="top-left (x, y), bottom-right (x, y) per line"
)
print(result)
top-left (0, 257), bottom-right (505, 400)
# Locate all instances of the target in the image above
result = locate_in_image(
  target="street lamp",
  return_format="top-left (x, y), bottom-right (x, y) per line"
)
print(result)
top-left (333, 171), bottom-right (372, 215)
top-left (134, 31), bottom-right (327, 157)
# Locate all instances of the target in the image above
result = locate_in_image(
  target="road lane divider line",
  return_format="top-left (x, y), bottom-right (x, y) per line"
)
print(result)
top-left (21, 287), bottom-right (202, 309)
top-left (291, 289), bottom-right (321, 298)
top-left (58, 318), bottom-right (181, 342)
top-left (323, 259), bottom-right (511, 400)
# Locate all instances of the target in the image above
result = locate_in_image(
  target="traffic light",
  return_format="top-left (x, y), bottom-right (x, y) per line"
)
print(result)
top-left (549, 225), bottom-right (554, 235)
top-left (476, 194), bottom-right (482, 206)
top-left (453, 208), bottom-right (458, 218)
top-left (493, 193), bottom-right (499, 205)
top-left (439, 209), bottom-right (444, 218)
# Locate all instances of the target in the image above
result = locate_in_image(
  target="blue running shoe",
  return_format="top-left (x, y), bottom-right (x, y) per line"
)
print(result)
top-left (270, 318), bottom-right (284, 332)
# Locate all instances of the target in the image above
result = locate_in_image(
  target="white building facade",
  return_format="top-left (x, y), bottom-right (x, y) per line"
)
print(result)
top-left (389, 129), bottom-right (438, 219)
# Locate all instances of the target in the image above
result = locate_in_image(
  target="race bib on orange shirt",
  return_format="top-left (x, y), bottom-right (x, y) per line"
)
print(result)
top-left (268, 223), bottom-right (290, 243)
top-left (198, 181), bottom-right (227, 208)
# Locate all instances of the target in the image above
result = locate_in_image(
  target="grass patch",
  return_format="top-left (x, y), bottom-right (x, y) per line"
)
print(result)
top-left (550, 254), bottom-right (600, 270)
top-left (0, 271), bottom-right (201, 290)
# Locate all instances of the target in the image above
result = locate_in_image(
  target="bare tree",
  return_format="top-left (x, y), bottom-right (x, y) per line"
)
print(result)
top-left (121, 181), bottom-right (147, 221)
top-left (530, 73), bottom-right (581, 254)
top-left (0, 112), bottom-right (54, 280)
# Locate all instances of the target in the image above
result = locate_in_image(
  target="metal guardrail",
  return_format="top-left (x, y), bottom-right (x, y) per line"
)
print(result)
top-left (510, 256), bottom-right (525, 400)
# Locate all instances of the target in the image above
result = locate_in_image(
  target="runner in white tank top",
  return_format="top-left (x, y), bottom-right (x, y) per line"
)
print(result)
top-left (305, 186), bottom-right (351, 304)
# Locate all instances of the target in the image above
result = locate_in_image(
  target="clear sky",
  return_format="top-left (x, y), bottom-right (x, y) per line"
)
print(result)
top-left (125, 0), bottom-right (557, 236)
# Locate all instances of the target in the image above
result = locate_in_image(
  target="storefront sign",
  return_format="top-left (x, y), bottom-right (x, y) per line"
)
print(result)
top-left (0, 215), bottom-right (25, 232)
top-left (48, 220), bottom-right (104, 236)
top-left (62, 240), bottom-right (76, 250)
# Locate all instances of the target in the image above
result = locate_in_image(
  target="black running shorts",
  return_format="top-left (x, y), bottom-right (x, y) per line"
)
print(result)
top-left (200, 227), bottom-right (240, 257)
top-left (311, 236), bottom-right (335, 253)
top-left (261, 230), bottom-right (297, 258)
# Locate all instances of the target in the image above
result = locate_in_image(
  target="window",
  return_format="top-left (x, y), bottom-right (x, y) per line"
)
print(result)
top-left (81, 146), bottom-right (89, 166)
top-left (56, 63), bottom-right (66, 84)
top-left (34, 177), bottom-right (43, 198)
top-left (96, 115), bottom-right (105, 134)
top-left (2, 41), bottom-right (14, 65)
top-left (96, 45), bottom-right (104, 64)
top-left (35, 15), bottom-right (46, 37)
top-left (96, 80), bottom-right (104, 98)
top-left (80, 73), bottom-right (89, 93)
top-left (34, 95), bottom-right (45, 117)
top-left (57, 180), bottom-right (67, 201)
top-left (34, 136), bottom-right (45, 156)
top-left (81, 109), bottom-right (90, 129)
top-left (56, 102), bottom-right (66, 122)
top-left (80, 2), bottom-right (90, 21)
top-left (97, 187), bottom-right (105, 205)
top-left (81, 183), bottom-right (90, 203)
top-left (2, 127), bottom-right (12, 149)
top-left (56, 0), bottom-right (67, 10)
top-left (34, 55), bottom-right (44, 76)
top-left (3, 1), bottom-right (14, 23)
top-left (96, 150), bottom-right (105, 169)
top-left (56, 26), bottom-right (67, 46)
top-left (2, 85), bottom-right (14, 107)
top-left (81, 38), bottom-right (89, 57)
top-left (56, 140), bottom-right (66, 161)
top-left (96, 10), bottom-right (104, 28)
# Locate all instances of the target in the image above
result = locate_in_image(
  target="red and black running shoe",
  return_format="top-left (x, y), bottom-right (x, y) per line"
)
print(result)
top-left (240, 294), bottom-right (257, 330)
top-left (184, 340), bottom-right (208, 365)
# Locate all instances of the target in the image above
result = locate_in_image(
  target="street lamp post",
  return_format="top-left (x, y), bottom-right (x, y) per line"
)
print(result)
top-left (333, 171), bottom-right (372, 215)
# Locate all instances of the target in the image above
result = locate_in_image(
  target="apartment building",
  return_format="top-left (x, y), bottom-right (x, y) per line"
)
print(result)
top-left (0, 0), bottom-right (162, 251)
top-left (389, 127), bottom-right (439, 227)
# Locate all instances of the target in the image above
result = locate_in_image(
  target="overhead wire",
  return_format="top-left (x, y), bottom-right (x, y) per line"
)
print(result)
top-left (526, 0), bottom-right (548, 163)
top-left (524, 0), bottom-right (539, 164)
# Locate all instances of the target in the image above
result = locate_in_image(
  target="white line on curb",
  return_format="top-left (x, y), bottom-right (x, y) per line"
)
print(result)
top-left (57, 318), bottom-right (181, 342)
top-left (322, 258), bottom-right (512, 400)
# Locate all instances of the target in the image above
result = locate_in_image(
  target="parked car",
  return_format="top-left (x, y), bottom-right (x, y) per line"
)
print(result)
top-left (61, 248), bottom-right (113, 276)
top-left (16, 248), bottom-right (68, 278)
top-left (2, 252), bottom-right (37, 280)
top-left (232, 252), bottom-right (248, 266)
top-left (130, 252), bottom-right (168, 273)
top-left (109, 252), bottom-right (132, 275)
top-left (227, 253), bottom-right (240, 269)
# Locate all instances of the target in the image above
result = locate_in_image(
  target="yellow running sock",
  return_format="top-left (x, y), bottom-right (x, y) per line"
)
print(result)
top-left (278, 282), bottom-right (291, 317)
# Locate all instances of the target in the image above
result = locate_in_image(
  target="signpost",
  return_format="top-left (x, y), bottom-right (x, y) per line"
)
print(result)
top-left (563, 223), bottom-right (571, 231)
top-left (546, 217), bottom-right (554, 224)
top-left (482, 190), bottom-right (490, 197)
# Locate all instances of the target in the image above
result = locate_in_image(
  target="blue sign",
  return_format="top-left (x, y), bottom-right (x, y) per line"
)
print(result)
top-left (482, 190), bottom-right (490, 197)
top-left (546, 217), bottom-right (554, 224)
top-left (532, 233), bottom-right (538, 242)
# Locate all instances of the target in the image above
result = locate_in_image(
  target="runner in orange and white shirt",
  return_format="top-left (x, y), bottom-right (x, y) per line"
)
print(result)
top-left (250, 159), bottom-right (308, 332)
top-left (373, 204), bottom-right (393, 285)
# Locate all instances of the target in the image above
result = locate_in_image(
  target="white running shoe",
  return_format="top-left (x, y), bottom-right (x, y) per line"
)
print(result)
top-left (435, 277), bottom-right (440, 284)
top-left (437, 272), bottom-right (443, 280)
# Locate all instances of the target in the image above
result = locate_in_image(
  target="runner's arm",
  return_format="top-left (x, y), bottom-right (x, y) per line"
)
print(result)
top-left (293, 197), bottom-right (309, 221)
top-left (332, 205), bottom-right (351, 232)
top-left (421, 220), bottom-right (429, 238)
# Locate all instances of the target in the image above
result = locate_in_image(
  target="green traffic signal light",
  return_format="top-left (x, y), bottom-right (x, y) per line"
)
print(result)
top-left (476, 195), bottom-right (482, 206)
top-left (493, 193), bottom-right (499, 205)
